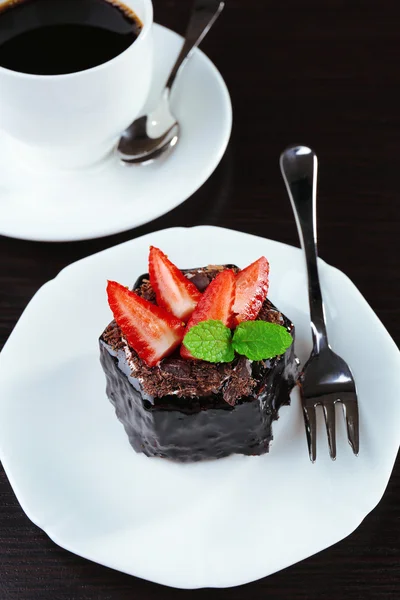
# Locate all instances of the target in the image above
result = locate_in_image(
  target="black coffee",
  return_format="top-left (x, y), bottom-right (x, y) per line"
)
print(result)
top-left (0, 0), bottom-right (142, 75)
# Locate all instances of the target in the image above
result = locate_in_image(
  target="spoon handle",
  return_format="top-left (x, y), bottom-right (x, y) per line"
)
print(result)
top-left (165, 0), bottom-right (225, 91)
top-left (280, 146), bottom-right (330, 355)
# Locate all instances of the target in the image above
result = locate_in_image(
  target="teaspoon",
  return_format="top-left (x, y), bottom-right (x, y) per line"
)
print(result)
top-left (117, 0), bottom-right (225, 164)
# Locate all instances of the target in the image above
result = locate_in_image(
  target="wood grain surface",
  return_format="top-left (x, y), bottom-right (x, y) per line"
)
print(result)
top-left (0, 0), bottom-right (399, 598)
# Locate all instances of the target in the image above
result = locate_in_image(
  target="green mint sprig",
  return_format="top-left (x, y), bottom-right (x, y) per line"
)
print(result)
top-left (182, 319), bottom-right (293, 363)
top-left (232, 320), bottom-right (293, 361)
top-left (183, 320), bottom-right (235, 363)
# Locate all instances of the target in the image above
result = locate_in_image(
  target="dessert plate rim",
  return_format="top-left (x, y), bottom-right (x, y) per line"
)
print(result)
top-left (0, 225), bottom-right (399, 589)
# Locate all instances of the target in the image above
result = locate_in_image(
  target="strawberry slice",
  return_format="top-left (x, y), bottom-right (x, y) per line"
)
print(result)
top-left (233, 256), bottom-right (270, 324)
top-left (181, 269), bottom-right (236, 359)
top-left (107, 280), bottom-right (185, 368)
top-left (149, 246), bottom-right (202, 322)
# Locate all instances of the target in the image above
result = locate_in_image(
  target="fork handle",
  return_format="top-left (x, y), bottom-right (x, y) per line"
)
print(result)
top-left (165, 0), bottom-right (225, 92)
top-left (280, 146), bottom-right (329, 354)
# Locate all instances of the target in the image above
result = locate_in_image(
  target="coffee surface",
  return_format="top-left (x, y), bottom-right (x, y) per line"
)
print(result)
top-left (0, 0), bottom-right (142, 75)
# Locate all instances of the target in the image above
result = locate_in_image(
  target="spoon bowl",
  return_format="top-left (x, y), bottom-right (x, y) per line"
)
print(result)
top-left (117, 90), bottom-right (179, 162)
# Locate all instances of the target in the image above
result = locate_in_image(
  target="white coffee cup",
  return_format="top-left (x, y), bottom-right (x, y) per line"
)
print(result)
top-left (0, 0), bottom-right (153, 169)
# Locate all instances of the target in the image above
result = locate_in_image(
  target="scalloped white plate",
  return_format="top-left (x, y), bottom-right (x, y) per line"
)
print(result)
top-left (0, 226), bottom-right (399, 589)
top-left (0, 26), bottom-right (232, 242)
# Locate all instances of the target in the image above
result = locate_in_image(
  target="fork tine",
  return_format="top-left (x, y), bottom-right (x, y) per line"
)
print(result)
top-left (342, 398), bottom-right (359, 456)
top-left (302, 405), bottom-right (317, 462)
top-left (322, 403), bottom-right (337, 460)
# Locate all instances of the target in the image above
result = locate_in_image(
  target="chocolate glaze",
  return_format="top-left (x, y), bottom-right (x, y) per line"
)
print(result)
top-left (99, 266), bottom-right (300, 462)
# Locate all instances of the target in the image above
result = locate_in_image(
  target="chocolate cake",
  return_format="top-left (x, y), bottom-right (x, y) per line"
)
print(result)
top-left (100, 265), bottom-right (299, 462)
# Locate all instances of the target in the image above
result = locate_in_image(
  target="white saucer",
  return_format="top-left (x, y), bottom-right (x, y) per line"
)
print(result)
top-left (0, 226), bottom-right (399, 589)
top-left (0, 26), bottom-right (232, 242)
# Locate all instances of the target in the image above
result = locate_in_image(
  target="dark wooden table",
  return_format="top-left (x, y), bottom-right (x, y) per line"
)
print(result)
top-left (1, 0), bottom-right (399, 598)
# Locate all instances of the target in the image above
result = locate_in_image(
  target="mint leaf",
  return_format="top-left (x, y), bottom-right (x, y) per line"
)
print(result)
top-left (183, 320), bottom-right (234, 363)
top-left (232, 320), bottom-right (293, 361)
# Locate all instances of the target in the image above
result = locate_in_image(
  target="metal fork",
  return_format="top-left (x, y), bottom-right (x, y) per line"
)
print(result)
top-left (280, 145), bottom-right (359, 462)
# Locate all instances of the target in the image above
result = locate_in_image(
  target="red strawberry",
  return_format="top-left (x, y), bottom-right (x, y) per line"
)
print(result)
top-left (107, 280), bottom-right (185, 368)
top-left (233, 256), bottom-right (270, 324)
top-left (181, 270), bottom-right (236, 359)
top-left (149, 246), bottom-right (202, 322)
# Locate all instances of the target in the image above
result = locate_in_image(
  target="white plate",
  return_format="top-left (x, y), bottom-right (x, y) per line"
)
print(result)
top-left (0, 226), bottom-right (399, 589)
top-left (0, 26), bottom-right (232, 242)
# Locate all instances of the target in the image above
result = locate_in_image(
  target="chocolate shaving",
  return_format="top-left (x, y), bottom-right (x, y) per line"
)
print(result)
top-left (136, 279), bottom-right (156, 303)
top-left (223, 356), bottom-right (255, 406)
top-left (187, 271), bottom-right (211, 293)
top-left (160, 358), bottom-right (192, 381)
top-left (102, 320), bottom-right (124, 351)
